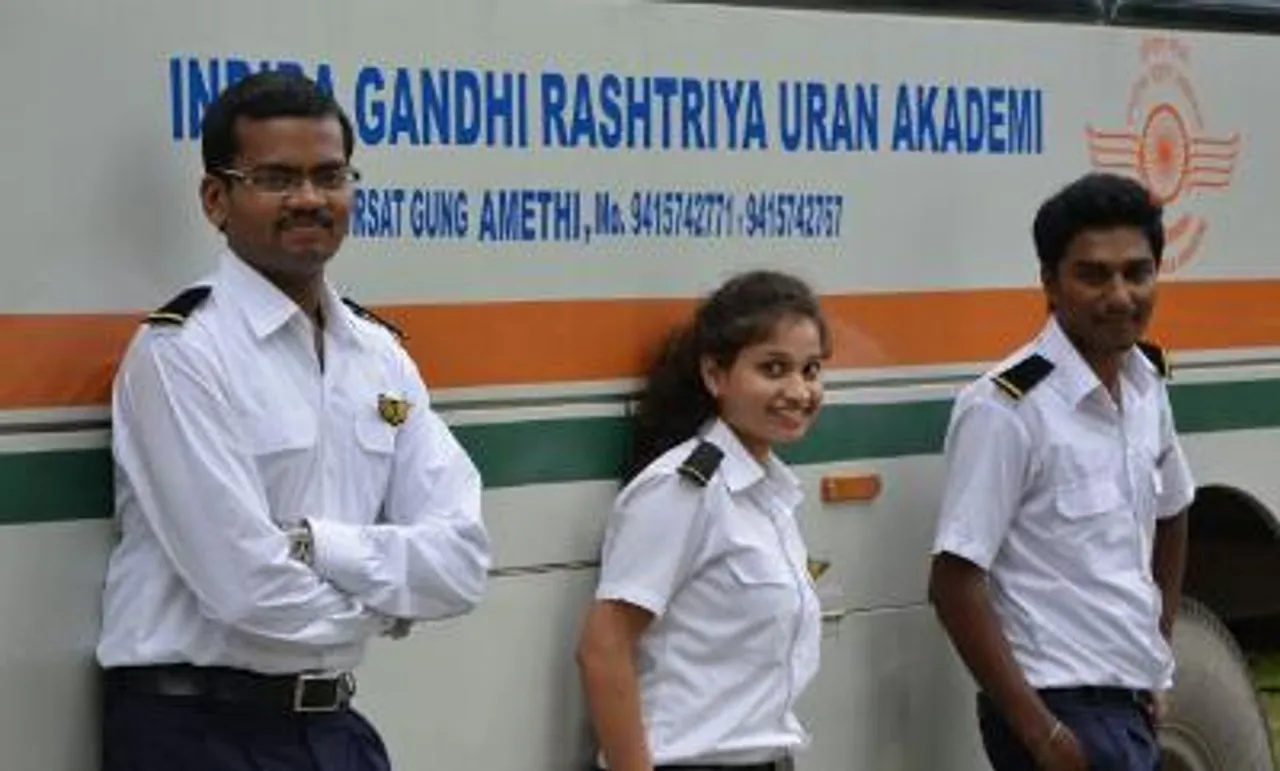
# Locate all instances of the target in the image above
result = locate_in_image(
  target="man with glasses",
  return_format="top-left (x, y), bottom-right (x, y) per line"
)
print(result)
top-left (96, 70), bottom-right (491, 771)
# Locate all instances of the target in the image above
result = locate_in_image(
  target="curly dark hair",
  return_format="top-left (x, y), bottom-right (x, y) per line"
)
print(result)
top-left (623, 270), bottom-right (831, 482)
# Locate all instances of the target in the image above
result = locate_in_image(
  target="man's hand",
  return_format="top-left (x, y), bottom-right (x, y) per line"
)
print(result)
top-left (1032, 721), bottom-right (1089, 771)
top-left (383, 618), bottom-right (414, 639)
top-left (1149, 690), bottom-right (1170, 725)
top-left (929, 555), bottom-right (1075, 769)
top-left (283, 522), bottom-right (415, 640)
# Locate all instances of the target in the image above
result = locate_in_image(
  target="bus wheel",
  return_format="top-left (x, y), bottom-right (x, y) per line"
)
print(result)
top-left (1160, 598), bottom-right (1275, 771)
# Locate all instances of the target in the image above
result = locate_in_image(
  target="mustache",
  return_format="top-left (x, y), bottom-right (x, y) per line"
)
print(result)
top-left (277, 211), bottom-right (334, 230)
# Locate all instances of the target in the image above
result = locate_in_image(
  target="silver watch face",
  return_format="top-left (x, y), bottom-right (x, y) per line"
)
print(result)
top-left (288, 528), bottom-right (313, 564)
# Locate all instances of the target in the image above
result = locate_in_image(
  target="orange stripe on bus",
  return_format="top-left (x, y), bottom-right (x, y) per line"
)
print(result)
top-left (0, 315), bottom-right (141, 410)
top-left (0, 279), bottom-right (1276, 410)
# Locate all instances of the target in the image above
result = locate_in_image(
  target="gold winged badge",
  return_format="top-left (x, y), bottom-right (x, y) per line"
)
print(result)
top-left (377, 393), bottom-right (412, 427)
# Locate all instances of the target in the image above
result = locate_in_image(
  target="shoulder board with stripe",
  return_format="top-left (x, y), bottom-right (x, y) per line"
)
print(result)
top-left (991, 353), bottom-right (1054, 401)
top-left (145, 286), bottom-right (211, 326)
top-left (342, 297), bottom-right (406, 341)
top-left (676, 441), bottom-right (724, 487)
top-left (1136, 341), bottom-right (1171, 379)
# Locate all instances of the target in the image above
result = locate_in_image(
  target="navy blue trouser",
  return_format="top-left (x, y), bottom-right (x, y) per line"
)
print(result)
top-left (102, 683), bottom-right (393, 771)
top-left (977, 689), bottom-right (1160, 771)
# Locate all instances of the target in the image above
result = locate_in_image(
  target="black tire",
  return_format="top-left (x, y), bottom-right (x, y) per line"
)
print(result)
top-left (1160, 598), bottom-right (1276, 771)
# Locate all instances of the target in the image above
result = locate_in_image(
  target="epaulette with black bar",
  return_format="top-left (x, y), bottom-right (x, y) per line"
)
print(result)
top-left (342, 297), bottom-right (406, 341)
top-left (677, 441), bottom-right (724, 487)
top-left (1137, 341), bottom-right (1171, 379)
top-left (991, 353), bottom-right (1054, 401)
top-left (145, 286), bottom-right (211, 327)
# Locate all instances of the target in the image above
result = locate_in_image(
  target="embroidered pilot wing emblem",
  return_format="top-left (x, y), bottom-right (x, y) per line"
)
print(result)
top-left (377, 393), bottom-right (412, 427)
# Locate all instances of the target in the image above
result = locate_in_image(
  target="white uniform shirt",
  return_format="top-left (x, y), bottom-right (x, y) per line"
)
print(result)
top-left (932, 317), bottom-right (1195, 691)
top-left (595, 418), bottom-right (821, 766)
top-left (96, 251), bottom-right (490, 675)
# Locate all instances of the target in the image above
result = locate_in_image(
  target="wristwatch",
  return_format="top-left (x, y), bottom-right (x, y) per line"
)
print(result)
top-left (287, 521), bottom-right (314, 566)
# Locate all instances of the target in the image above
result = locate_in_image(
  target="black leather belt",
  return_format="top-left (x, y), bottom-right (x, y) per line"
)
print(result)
top-left (656, 758), bottom-right (793, 771)
top-left (103, 664), bottom-right (356, 713)
top-left (1039, 685), bottom-right (1153, 707)
top-left (656, 765), bottom-right (777, 771)
top-left (598, 761), bottom-right (785, 771)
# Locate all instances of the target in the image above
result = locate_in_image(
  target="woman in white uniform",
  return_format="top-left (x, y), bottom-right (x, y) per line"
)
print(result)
top-left (576, 270), bottom-right (829, 771)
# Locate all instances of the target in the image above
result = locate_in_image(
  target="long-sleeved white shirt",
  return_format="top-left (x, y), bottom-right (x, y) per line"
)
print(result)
top-left (96, 251), bottom-right (490, 675)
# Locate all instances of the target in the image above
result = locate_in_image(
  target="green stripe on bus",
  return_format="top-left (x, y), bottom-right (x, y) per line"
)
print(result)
top-left (0, 450), bottom-right (114, 526)
top-left (0, 377), bottom-right (1276, 525)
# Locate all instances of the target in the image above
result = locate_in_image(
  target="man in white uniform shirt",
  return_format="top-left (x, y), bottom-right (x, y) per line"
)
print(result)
top-left (96, 71), bottom-right (491, 771)
top-left (929, 172), bottom-right (1194, 771)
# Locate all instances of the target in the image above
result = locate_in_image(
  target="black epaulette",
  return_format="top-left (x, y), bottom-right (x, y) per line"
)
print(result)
top-left (145, 286), bottom-right (211, 326)
top-left (677, 441), bottom-right (723, 487)
top-left (991, 353), bottom-right (1054, 401)
top-left (1137, 341), bottom-right (1171, 379)
top-left (342, 297), bottom-right (406, 341)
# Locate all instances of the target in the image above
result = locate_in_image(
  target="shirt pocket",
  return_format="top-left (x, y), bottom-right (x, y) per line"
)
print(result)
top-left (247, 412), bottom-right (317, 521)
top-left (1135, 445), bottom-right (1166, 515)
top-left (1056, 478), bottom-right (1124, 521)
top-left (722, 547), bottom-right (796, 661)
top-left (1127, 418), bottom-right (1166, 509)
top-left (355, 416), bottom-right (397, 456)
top-left (249, 410), bottom-right (317, 456)
top-left (1053, 479), bottom-right (1136, 572)
top-left (353, 416), bottom-right (398, 504)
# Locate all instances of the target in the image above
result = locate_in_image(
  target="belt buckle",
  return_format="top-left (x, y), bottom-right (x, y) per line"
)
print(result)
top-left (291, 672), bottom-right (348, 713)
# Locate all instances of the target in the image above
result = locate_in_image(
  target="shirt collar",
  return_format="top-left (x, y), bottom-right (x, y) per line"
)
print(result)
top-left (1037, 315), bottom-right (1156, 406)
top-left (216, 251), bottom-right (360, 346)
top-left (320, 283), bottom-right (363, 346)
top-left (702, 418), bottom-right (802, 507)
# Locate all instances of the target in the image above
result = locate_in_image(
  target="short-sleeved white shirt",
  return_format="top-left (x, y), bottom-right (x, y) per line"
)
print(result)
top-left (595, 418), bottom-right (821, 766)
top-left (932, 317), bottom-right (1195, 692)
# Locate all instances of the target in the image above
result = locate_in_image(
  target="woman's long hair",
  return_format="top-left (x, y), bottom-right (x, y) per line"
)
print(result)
top-left (622, 270), bottom-right (830, 483)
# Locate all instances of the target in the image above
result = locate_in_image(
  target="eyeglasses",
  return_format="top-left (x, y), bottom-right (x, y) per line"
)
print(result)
top-left (218, 165), bottom-right (362, 194)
